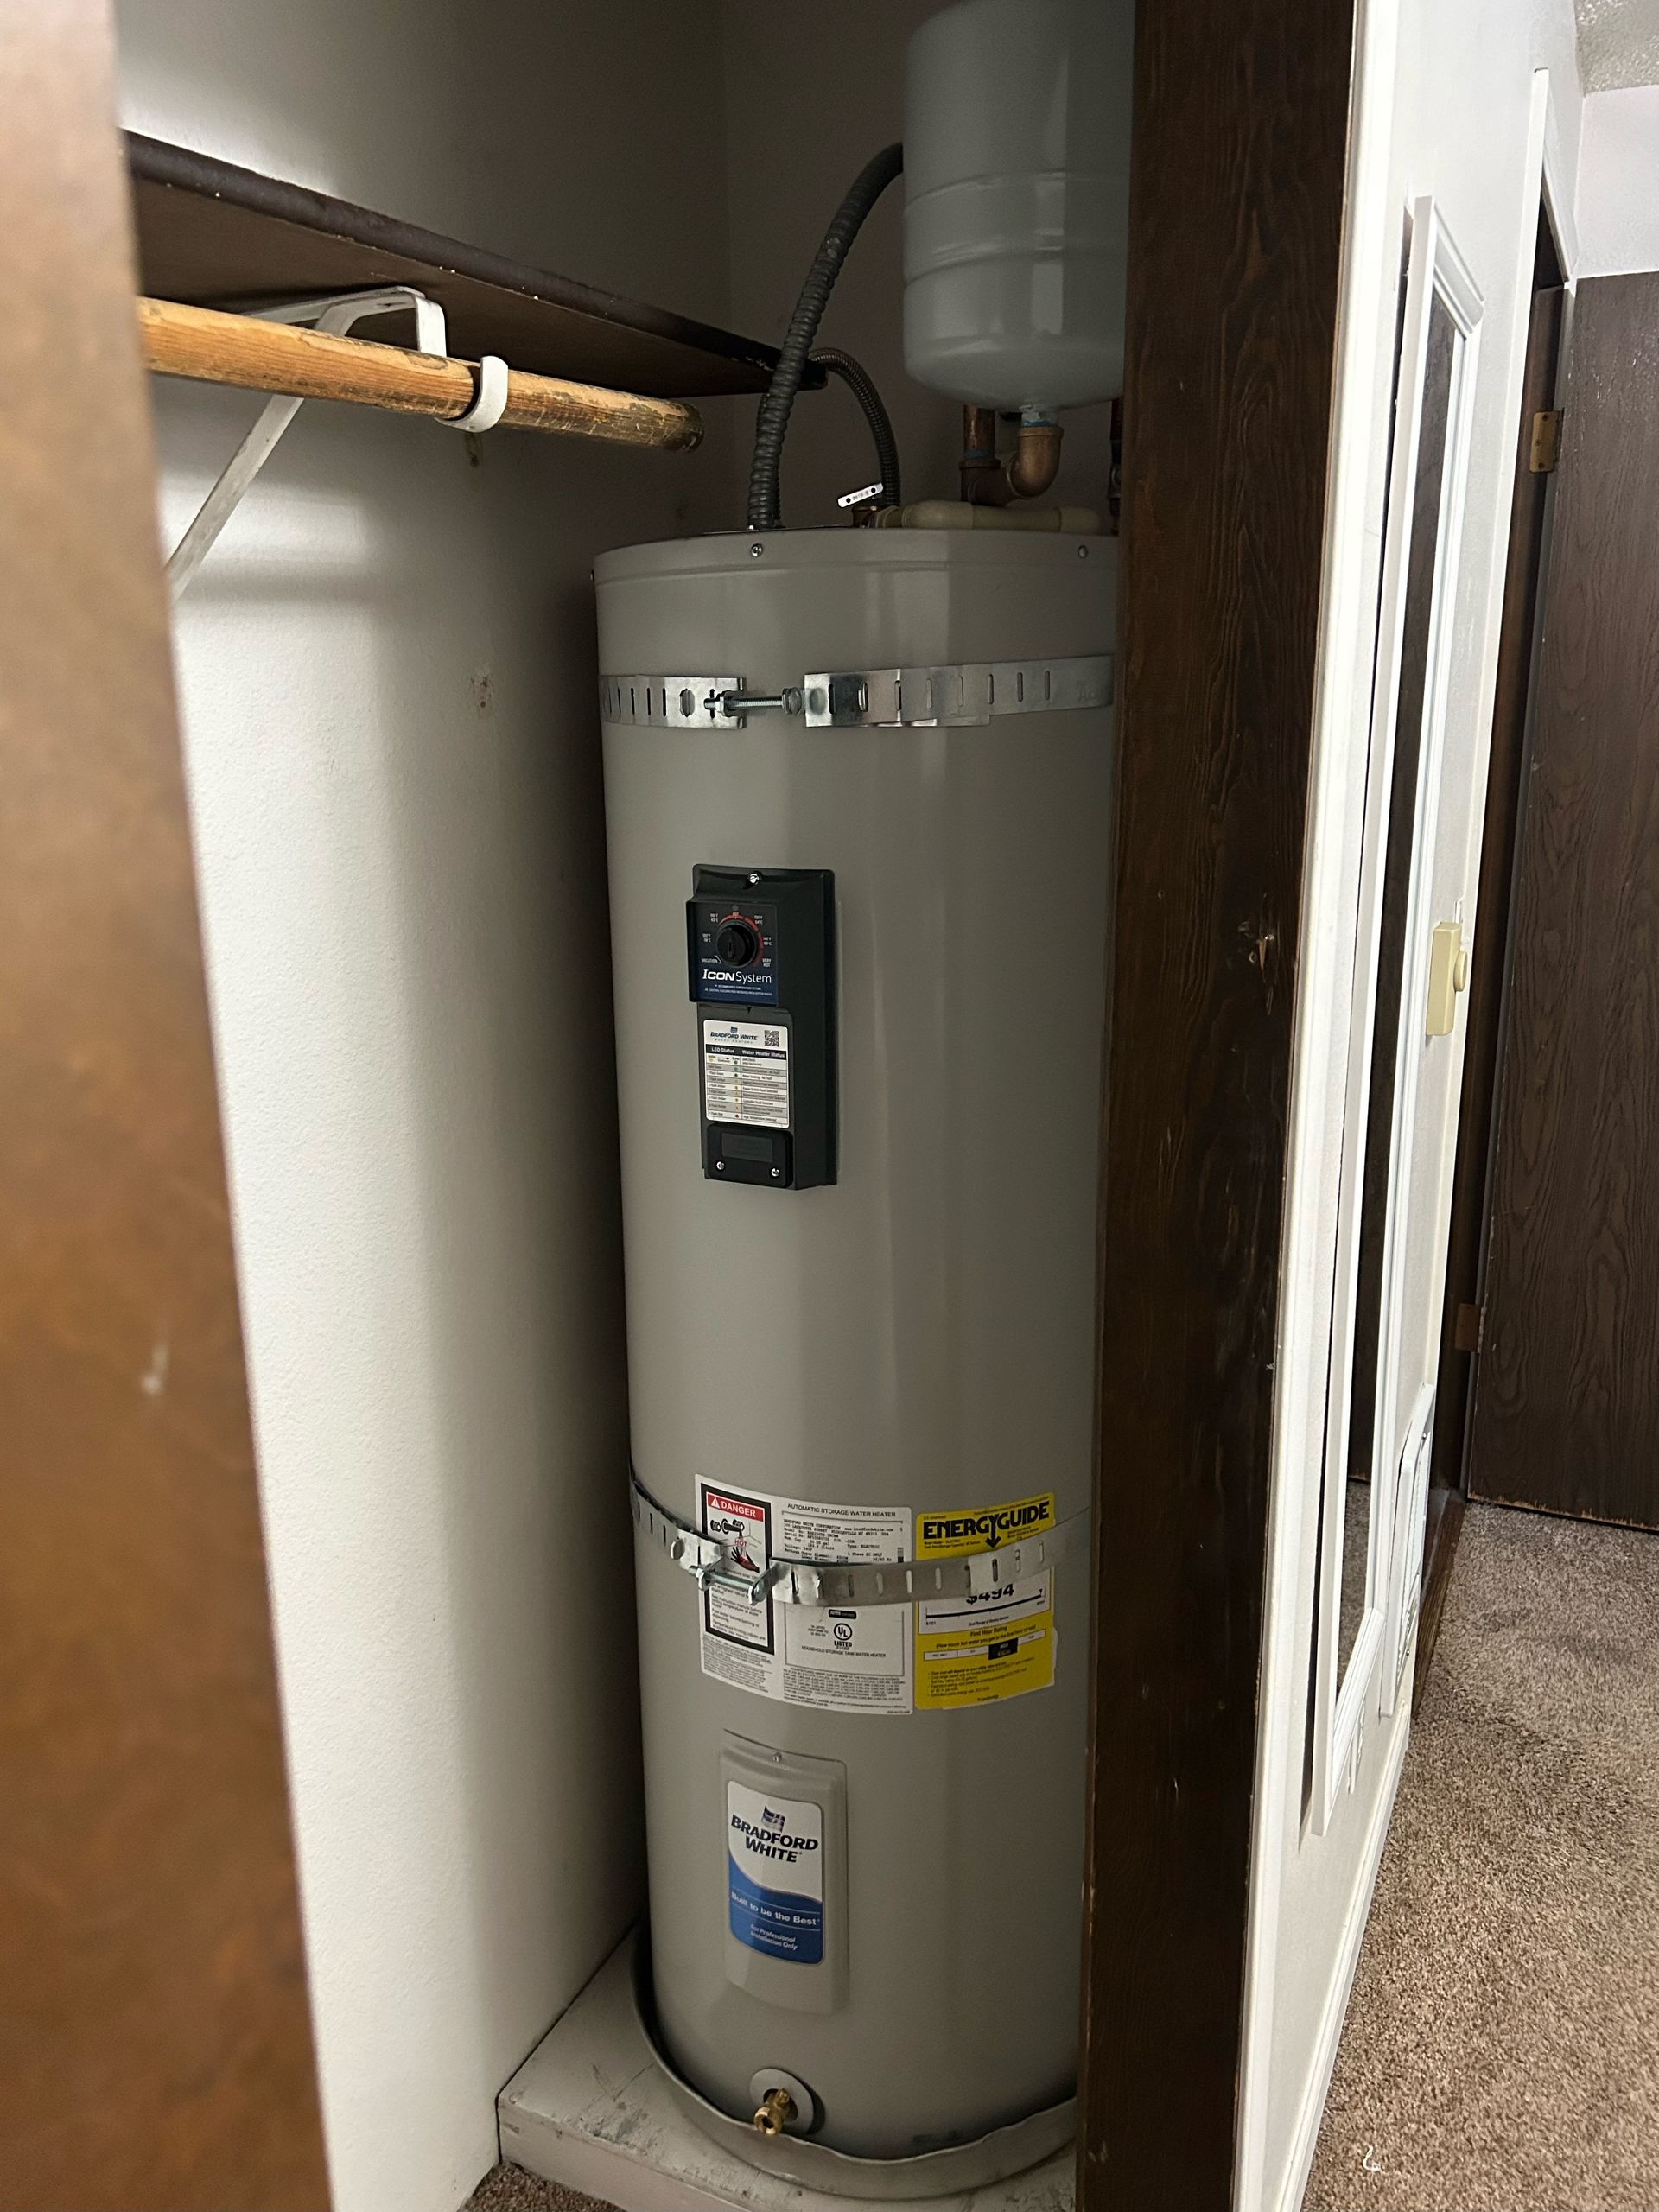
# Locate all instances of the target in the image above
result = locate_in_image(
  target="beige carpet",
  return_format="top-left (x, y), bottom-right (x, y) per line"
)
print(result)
top-left (1307, 1502), bottom-right (1659, 2212)
top-left (463, 2159), bottom-right (609, 2211)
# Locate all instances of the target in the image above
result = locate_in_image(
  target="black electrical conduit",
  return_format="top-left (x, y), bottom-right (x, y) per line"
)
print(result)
top-left (747, 142), bottom-right (904, 531)
top-left (809, 346), bottom-right (902, 511)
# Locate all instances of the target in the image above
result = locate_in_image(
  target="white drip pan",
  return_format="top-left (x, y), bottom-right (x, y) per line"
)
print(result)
top-left (499, 1934), bottom-right (1075, 2212)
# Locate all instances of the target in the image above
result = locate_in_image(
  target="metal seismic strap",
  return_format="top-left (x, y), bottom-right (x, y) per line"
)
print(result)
top-left (631, 1471), bottom-right (1091, 1610)
top-left (600, 652), bottom-right (1114, 733)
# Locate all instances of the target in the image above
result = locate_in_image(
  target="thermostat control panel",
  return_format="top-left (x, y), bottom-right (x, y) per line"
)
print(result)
top-left (688, 865), bottom-right (836, 1190)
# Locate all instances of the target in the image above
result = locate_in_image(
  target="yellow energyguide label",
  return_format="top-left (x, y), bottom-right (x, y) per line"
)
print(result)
top-left (913, 1491), bottom-right (1057, 1710)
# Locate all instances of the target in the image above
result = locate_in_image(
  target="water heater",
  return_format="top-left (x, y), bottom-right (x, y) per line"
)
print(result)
top-left (599, 528), bottom-right (1116, 2194)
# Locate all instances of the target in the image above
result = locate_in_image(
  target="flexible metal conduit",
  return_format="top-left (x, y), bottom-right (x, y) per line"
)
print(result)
top-left (810, 346), bottom-right (902, 510)
top-left (747, 143), bottom-right (903, 531)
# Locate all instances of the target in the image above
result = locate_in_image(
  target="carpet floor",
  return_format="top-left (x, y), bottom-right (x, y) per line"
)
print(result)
top-left (1306, 1501), bottom-right (1659, 2212)
top-left (463, 2159), bottom-right (608, 2212)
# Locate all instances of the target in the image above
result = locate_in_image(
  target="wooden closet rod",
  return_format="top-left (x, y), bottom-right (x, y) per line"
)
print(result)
top-left (137, 297), bottom-right (703, 451)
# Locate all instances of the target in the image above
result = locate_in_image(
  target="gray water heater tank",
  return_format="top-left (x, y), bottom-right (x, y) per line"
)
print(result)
top-left (597, 529), bottom-right (1115, 2196)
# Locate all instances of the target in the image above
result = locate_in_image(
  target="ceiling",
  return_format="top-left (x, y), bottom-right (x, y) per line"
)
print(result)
top-left (1576, 0), bottom-right (1659, 92)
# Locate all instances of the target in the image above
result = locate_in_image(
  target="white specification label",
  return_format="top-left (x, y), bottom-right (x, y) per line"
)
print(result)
top-left (698, 1481), bottom-right (912, 1714)
top-left (785, 1603), bottom-right (911, 1712)
top-left (702, 1017), bottom-right (790, 1130)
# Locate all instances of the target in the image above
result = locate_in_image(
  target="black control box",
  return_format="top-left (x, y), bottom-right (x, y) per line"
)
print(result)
top-left (688, 865), bottom-right (836, 1189)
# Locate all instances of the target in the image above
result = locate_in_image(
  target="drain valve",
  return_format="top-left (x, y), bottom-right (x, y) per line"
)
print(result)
top-left (752, 2088), bottom-right (796, 2138)
top-left (747, 2066), bottom-right (817, 2138)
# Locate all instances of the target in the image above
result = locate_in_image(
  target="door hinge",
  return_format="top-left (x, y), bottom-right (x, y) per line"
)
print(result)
top-left (1453, 1300), bottom-right (1483, 1353)
top-left (1529, 408), bottom-right (1563, 474)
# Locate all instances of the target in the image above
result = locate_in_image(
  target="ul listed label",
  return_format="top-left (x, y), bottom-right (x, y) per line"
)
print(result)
top-left (784, 1604), bottom-right (911, 1713)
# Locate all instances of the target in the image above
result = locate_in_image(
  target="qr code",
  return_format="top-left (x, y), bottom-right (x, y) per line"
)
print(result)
top-left (765, 1029), bottom-right (780, 1046)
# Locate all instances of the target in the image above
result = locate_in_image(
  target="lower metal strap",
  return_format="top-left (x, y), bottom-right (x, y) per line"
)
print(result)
top-left (630, 1472), bottom-right (1089, 1609)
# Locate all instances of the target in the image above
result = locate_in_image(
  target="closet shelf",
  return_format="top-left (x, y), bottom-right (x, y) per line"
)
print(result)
top-left (125, 132), bottom-right (805, 402)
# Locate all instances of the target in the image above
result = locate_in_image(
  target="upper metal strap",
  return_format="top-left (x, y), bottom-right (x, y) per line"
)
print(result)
top-left (804, 655), bottom-right (1112, 728)
top-left (601, 675), bottom-right (744, 728)
top-left (600, 652), bottom-right (1112, 733)
top-left (631, 1472), bottom-right (1090, 1610)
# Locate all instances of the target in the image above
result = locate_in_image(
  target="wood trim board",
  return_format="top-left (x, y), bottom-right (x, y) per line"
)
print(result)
top-left (126, 131), bottom-right (806, 399)
top-left (1077, 0), bottom-right (1356, 2200)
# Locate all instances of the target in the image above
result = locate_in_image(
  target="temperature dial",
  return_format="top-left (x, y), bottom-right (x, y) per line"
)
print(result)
top-left (716, 919), bottom-right (761, 968)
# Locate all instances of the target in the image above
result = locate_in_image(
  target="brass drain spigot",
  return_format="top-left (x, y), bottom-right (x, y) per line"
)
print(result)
top-left (752, 2087), bottom-right (797, 2138)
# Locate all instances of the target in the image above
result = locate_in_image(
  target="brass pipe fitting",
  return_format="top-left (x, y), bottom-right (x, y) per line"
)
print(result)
top-left (1007, 418), bottom-right (1063, 499)
top-left (959, 403), bottom-right (1002, 501)
top-left (960, 404), bottom-right (1064, 505)
top-left (752, 2087), bottom-right (797, 2138)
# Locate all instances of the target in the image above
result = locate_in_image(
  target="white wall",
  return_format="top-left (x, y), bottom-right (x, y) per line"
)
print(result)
top-left (1578, 85), bottom-right (1659, 271)
top-left (115, 7), bottom-right (735, 2209)
top-left (1240, 3), bottom-right (1583, 2209)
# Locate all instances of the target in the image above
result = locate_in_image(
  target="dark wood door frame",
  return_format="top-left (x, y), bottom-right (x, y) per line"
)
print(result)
top-left (0, 8), bottom-right (330, 2205)
top-left (1077, 0), bottom-right (1356, 2203)
top-left (1414, 213), bottom-right (1566, 1698)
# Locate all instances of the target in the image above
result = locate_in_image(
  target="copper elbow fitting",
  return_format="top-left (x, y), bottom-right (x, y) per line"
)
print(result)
top-left (960, 404), bottom-right (1063, 505)
top-left (1007, 417), bottom-right (1062, 499)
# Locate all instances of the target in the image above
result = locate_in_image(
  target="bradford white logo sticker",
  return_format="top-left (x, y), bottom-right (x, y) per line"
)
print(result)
top-left (728, 1783), bottom-right (823, 1964)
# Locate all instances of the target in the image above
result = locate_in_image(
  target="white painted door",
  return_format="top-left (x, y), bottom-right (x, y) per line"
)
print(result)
top-left (1231, 15), bottom-right (1568, 2207)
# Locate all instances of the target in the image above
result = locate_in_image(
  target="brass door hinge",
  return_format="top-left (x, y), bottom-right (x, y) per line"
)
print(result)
top-left (1529, 408), bottom-right (1563, 473)
top-left (1453, 1301), bottom-right (1483, 1353)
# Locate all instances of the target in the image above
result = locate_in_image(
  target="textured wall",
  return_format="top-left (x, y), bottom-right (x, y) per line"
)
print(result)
top-left (114, 5), bottom-right (734, 2209)
top-left (1578, 85), bottom-right (1659, 270)
top-left (1573, 0), bottom-right (1659, 92)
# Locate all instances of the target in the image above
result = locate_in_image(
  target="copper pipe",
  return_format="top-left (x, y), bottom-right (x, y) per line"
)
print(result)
top-left (959, 403), bottom-right (1001, 500)
top-left (960, 404), bottom-right (1064, 505)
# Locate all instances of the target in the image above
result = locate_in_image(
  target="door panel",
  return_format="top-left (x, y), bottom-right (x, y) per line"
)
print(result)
top-left (1417, 276), bottom-right (1562, 1675)
top-left (0, 6), bottom-right (330, 2206)
top-left (1472, 272), bottom-right (1659, 1529)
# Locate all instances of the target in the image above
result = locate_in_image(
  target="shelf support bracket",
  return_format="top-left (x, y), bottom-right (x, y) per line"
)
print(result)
top-left (165, 286), bottom-right (448, 601)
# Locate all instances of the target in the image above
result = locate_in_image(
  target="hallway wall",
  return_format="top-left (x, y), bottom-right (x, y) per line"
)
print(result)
top-left (1577, 86), bottom-right (1659, 273)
